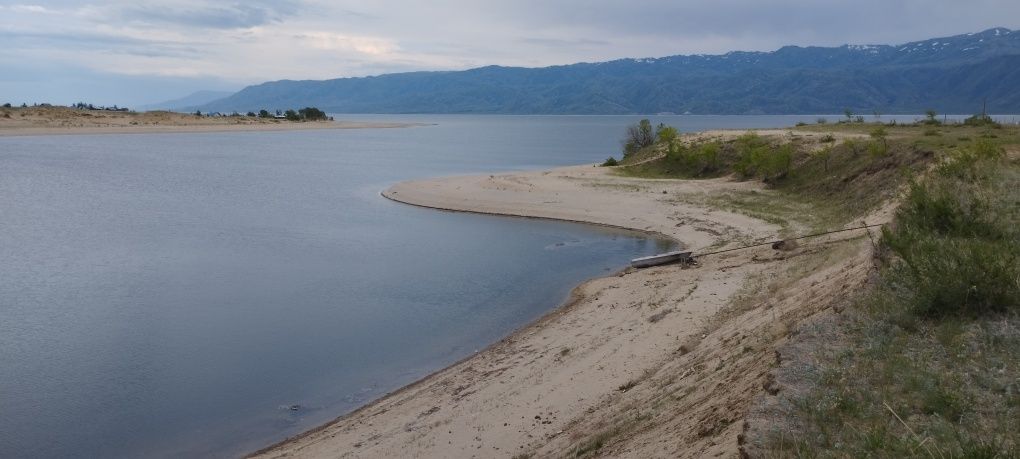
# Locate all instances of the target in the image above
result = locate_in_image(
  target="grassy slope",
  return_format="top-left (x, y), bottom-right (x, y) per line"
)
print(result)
top-left (759, 132), bottom-right (1020, 458)
top-left (609, 121), bottom-right (1020, 457)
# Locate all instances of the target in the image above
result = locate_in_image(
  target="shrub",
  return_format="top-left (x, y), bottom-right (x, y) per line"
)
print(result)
top-left (623, 119), bottom-right (654, 156)
top-left (820, 134), bottom-right (835, 143)
top-left (817, 117), bottom-right (828, 124)
top-left (655, 124), bottom-right (679, 145)
top-left (867, 142), bottom-right (888, 157)
top-left (842, 139), bottom-right (862, 156)
top-left (601, 157), bottom-right (619, 167)
top-left (698, 142), bottom-right (721, 173)
top-left (921, 109), bottom-right (941, 126)
top-left (882, 142), bottom-right (1018, 318)
top-left (732, 133), bottom-right (792, 182)
top-left (963, 114), bottom-right (1000, 128)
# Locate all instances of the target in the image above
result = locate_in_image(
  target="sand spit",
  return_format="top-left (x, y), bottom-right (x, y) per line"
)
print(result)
top-left (252, 157), bottom-right (885, 458)
top-left (0, 106), bottom-right (419, 136)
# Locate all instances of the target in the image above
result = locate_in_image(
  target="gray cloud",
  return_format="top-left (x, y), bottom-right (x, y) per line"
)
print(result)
top-left (1, 0), bottom-right (1018, 107)
top-left (0, 29), bottom-right (207, 58)
top-left (519, 37), bottom-right (611, 48)
top-left (118, 1), bottom-right (301, 29)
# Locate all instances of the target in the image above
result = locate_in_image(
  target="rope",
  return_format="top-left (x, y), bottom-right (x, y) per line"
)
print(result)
top-left (692, 223), bottom-right (885, 259)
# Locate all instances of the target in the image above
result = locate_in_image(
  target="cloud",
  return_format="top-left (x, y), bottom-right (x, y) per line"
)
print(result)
top-left (8, 4), bottom-right (52, 13)
top-left (295, 32), bottom-right (398, 56)
top-left (1, 0), bottom-right (1019, 106)
top-left (117, 1), bottom-right (300, 29)
top-left (519, 37), bottom-right (611, 48)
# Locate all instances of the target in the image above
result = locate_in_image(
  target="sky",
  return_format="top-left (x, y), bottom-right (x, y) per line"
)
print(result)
top-left (1, 0), bottom-right (1018, 107)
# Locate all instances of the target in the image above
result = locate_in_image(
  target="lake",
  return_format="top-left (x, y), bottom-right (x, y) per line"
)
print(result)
top-left (0, 114), bottom-right (942, 458)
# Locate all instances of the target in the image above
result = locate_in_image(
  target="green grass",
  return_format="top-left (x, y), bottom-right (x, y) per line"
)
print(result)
top-left (622, 124), bottom-right (1020, 233)
top-left (763, 139), bottom-right (1020, 457)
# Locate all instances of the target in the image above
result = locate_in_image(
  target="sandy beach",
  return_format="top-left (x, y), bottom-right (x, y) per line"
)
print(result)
top-left (252, 141), bottom-right (885, 458)
top-left (0, 106), bottom-right (418, 136)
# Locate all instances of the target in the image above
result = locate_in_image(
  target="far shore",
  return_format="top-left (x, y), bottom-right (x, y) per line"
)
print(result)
top-left (0, 106), bottom-right (422, 137)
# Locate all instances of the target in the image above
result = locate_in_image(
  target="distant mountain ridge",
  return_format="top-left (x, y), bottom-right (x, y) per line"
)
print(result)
top-left (140, 90), bottom-right (234, 112)
top-left (198, 28), bottom-right (1020, 115)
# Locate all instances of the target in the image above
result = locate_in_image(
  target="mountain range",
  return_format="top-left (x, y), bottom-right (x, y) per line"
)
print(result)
top-left (195, 28), bottom-right (1020, 115)
top-left (139, 90), bottom-right (235, 112)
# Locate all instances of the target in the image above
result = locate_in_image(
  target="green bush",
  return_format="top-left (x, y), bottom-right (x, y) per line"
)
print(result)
top-left (623, 119), bottom-right (654, 156)
top-left (733, 133), bottom-right (792, 181)
top-left (963, 114), bottom-right (1000, 128)
top-left (882, 142), bottom-right (1018, 318)
top-left (601, 157), bottom-right (619, 167)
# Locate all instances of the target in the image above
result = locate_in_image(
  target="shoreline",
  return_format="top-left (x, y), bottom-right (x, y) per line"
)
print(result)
top-left (0, 105), bottom-right (426, 137)
top-left (380, 185), bottom-right (683, 246)
top-left (250, 162), bottom-right (801, 458)
top-left (0, 120), bottom-right (423, 137)
top-left (247, 265), bottom-right (616, 458)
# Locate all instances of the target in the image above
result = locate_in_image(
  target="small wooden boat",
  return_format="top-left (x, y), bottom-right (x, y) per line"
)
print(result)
top-left (630, 250), bottom-right (692, 268)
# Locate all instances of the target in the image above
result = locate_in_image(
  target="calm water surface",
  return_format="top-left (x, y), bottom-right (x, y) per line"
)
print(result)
top-left (0, 114), bottom-right (938, 458)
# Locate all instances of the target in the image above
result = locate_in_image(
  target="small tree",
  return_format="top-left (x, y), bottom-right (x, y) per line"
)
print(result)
top-left (844, 109), bottom-right (854, 123)
top-left (246, 111), bottom-right (256, 117)
top-left (761, 144), bottom-right (794, 182)
top-left (258, 109), bottom-right (271, 118)
top-left (869, 127), bottom-right (889, 156)
top-left (697, 141), bottom-right (721, 174)
top-left (817, 145), bottom-right (833, 172)
top-left (924, 109), bottom-right (940, 125)
top-left (843, 138), bottom-right (861, 156)
top-left (655, 123), bottom-right (679, 145)
top-left (194, 110), bottom-right (202, 116)
top-left (284, 109), bottom-right (300, 121)
top-left (622, 119), bottom-right (655, 156)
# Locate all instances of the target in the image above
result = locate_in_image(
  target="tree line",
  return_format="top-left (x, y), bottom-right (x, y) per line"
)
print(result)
top-left (193, 107), bottom-right (331, 121)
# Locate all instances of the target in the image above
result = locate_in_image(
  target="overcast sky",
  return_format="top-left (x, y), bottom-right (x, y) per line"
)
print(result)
top-left (2, 0), bottom-right (1018, 106)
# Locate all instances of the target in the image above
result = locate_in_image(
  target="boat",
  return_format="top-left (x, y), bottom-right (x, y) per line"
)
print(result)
top-left (630, 250), bottom-right (692, 268)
